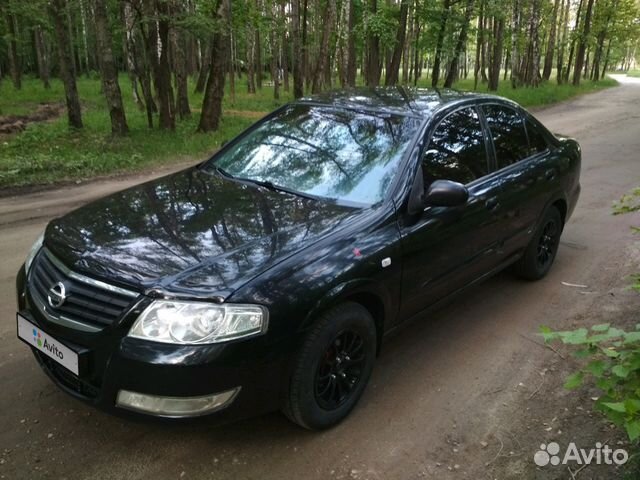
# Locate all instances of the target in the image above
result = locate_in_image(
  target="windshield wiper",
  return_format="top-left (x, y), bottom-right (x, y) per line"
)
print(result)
top-left (249, 179), bottom-right (321, 201)
top-left (213, 166), bottom-right (320, 201)
top-left (241, 177), bottom-right (321, 201)
top-left (214, 166), bottom-right (235, 179)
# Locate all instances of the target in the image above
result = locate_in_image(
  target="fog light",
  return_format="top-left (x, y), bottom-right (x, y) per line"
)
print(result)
top-left (116, 388), bottom-right (240, 417)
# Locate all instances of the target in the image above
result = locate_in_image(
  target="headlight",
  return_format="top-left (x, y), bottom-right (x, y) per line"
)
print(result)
top-left (128, 300), bottom-right (268, 345)
top-left (24, 232), bottom-right (45, 274)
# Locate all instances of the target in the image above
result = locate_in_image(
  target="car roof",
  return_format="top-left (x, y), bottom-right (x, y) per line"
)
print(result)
top-left (295, 86), bottom-right (505, 118)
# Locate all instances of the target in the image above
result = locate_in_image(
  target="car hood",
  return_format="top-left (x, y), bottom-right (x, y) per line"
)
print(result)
top-left (46, 167), bottom-right (357, 298)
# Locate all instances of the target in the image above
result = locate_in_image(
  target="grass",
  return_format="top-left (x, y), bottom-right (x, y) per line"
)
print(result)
top-left (626, 70), bottom-right (640, 78)
top-left (0, 72), bottom-right (618, 190)
top-left (452, 76), bottom-right (618, 107)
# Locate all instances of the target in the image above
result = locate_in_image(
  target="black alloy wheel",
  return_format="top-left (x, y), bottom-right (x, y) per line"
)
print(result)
top-left (283, 302), bottom-right (376, 430)
top-left (314, 329), bottom-right (366, 410)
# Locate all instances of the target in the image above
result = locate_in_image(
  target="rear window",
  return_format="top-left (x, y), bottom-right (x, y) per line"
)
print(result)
top-left (483, 105), bottom-right (530, 169)
top-left (525, 119), bottom-right (549, 155)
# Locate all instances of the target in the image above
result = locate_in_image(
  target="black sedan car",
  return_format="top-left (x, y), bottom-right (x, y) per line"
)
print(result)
top-left (16, 88), bottom-right (580, 429)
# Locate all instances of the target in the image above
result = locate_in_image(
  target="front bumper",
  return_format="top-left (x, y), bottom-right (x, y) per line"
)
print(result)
top-left (16, 267), bottom-right (288, 423)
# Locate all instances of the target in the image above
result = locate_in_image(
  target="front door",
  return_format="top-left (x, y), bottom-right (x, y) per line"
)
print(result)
top-left (398, 106), bottom-right (505, 320)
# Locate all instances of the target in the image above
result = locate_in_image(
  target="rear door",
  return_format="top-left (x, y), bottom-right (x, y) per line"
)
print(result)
top-left (398, 106), bottom-right (506, 319)
top-left (480, 103), bottom-right (552, 256)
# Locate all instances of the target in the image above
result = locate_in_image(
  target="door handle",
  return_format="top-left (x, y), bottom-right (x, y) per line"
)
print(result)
top-left (545, 169), bottom-right (557, 181)
top-left (485, 197), bottom-right (500, 211)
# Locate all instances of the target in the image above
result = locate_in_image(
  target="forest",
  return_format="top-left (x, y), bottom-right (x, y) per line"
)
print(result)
top-left (0, 0), bottom-right (638, 186)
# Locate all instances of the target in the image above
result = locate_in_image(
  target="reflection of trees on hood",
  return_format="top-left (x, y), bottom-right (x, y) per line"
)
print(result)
top-left (51, 169), bottom-right (350, 280)
top-left (218, 105), bottom-right (419, 204)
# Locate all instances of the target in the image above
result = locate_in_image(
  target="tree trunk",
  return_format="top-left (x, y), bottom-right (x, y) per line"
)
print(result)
top-left (197, 0), bottom-right (228, 133)
top-left (573, 0), bottom-right (595, 85)
top-left (312, 0), bottom-right (336, 93)
top-left (525, 0), bottom-right (542, 86)
top-left (50, 0), bottom-right (83, 128)
top-left (564, 0), bottom-right (584, 83)
top-left (601, 38), bottom-right (612, 78)
top-left (255, 0), bottom-right (263, 89)
top-left (301, 0), bottom-right (310, 90)
top-left (247, 31), bottom-right (257, 93)
top-left (412, 7), bottom-right (421, 86)
top-left (366, 0), bottom-right (381, 86)
top-left (431, 0), bottom-right (451, 87)
top-left (556, 0), bottom-right (569, 84)
top-left (195, 42), bottom-right (212, 93)
top-left (444, 0), bottom-right (474, 88)
top-left (34, 27), bottom-right (51, 89)
top-left (385, 0), bottom-right (409, 86)
top-left (592, 0), bottom-right (616, 81)
top-left (488, 16), bottom-right (504, 90)
top-left (79, 0), bottom-right (91, 76)
top-left (229, 30), bottom-right (236, 103)
top-left (170, 25), bottom-right (191, 118)
top-left (291, 0), bottom-right (304, 97)
top-left (542, 0), bottom-right (561, 81)
top-left (510, 0), bottom-right (520, 87)
top-left (345, 0), bottom-right (357, 87)
top-left (474, 0), bottom-right (484, 89)
top-left (123, 1), bottom-right (154, 124)
top-left (6, 10), bottom-right (21, 89)
top-left (270, 7), bottom-right (280, 99)
top-left (151, 0), bottom-right (175, 130)
top-left (94, 0), bottom-right (129, 135)
top-left (281, 0), bottom-right (290, 91)
top-left (480, 11), bottom-right (489, 81)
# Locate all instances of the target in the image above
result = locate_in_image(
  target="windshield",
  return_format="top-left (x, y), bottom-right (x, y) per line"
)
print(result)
top-left (207, 105), bottom-right (420, 206)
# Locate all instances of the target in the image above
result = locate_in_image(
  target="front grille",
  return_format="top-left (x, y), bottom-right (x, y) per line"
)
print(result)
top-left (28, 248), bottom-right (139, 332)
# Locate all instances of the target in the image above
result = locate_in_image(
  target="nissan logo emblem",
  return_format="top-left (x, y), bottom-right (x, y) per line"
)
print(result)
top-left (47, 282), bottom-right (67, 308)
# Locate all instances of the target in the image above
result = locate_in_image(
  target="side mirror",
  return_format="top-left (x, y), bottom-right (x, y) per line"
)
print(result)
top-left (425, 180), bottom-right (469, 207)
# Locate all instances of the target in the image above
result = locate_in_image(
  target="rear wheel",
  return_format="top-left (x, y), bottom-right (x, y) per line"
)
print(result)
top-left (282, 302), bottom-right (376, 430)
top-left (513, 206), bottom-right (563, 280)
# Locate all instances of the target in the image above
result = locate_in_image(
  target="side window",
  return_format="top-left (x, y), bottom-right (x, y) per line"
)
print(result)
top-left (525, 118), bottom-right (549, 155)
top-left (422, 107), bottom-right (488, 185)
top-left (483, 105), bottom-right (529, 169)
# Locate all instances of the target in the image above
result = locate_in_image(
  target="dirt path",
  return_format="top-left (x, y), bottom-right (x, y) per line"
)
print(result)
top-left (0, 76), bottom-right (639, 480)
top-left (0, 103), bottom-right (64, 136)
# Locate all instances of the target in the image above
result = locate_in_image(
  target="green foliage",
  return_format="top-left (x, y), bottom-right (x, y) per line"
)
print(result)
top-left (363, 3), bottom-right (399, 48)
top-left (0, 74), bottom-right (282, 188)
top-left (541, 187), bottom-right (640, 443)
top-left (542, 324), bottom-right (640, 441)
top-left (0, 72), bottom-right (619, 189)
top-left (451, 75), bottom-right (619, 107)
top-left (613, 187), bottom-right (640, 216)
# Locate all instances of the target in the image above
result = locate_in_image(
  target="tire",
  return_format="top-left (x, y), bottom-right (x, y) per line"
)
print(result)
top-left (513, 206), bottom-right (563, 281)
top-left (282, 302), bottom-right (377, 430)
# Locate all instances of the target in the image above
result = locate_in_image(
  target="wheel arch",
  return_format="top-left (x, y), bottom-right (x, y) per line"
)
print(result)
top-left (551, 198), bottom-right (567, 226)
top-left (301, 280), bottom-right (392, 355)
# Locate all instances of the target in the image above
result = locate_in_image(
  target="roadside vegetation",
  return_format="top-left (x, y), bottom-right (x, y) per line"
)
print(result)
top-left (0, 74), bottom-right (618, 189)
top-left (0, 0), bottom-right (637, 190)
top-left (541, 188), bottom-right (640, 475)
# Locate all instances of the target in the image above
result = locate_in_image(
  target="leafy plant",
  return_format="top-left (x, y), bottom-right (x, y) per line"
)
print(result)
top-left (541, 186), bottom-right (640, 442)
top-left (541, 324), bottom-right (640, 441)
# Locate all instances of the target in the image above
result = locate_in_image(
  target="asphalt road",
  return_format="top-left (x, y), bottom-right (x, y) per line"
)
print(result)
top-left (1, 76), bottom-right (640, 480)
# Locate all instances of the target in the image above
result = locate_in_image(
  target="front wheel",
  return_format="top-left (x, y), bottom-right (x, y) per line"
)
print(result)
top-left (513, 206), bottom-right (563, 280)
top-left (282, 302), bottom-right (376, 430)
